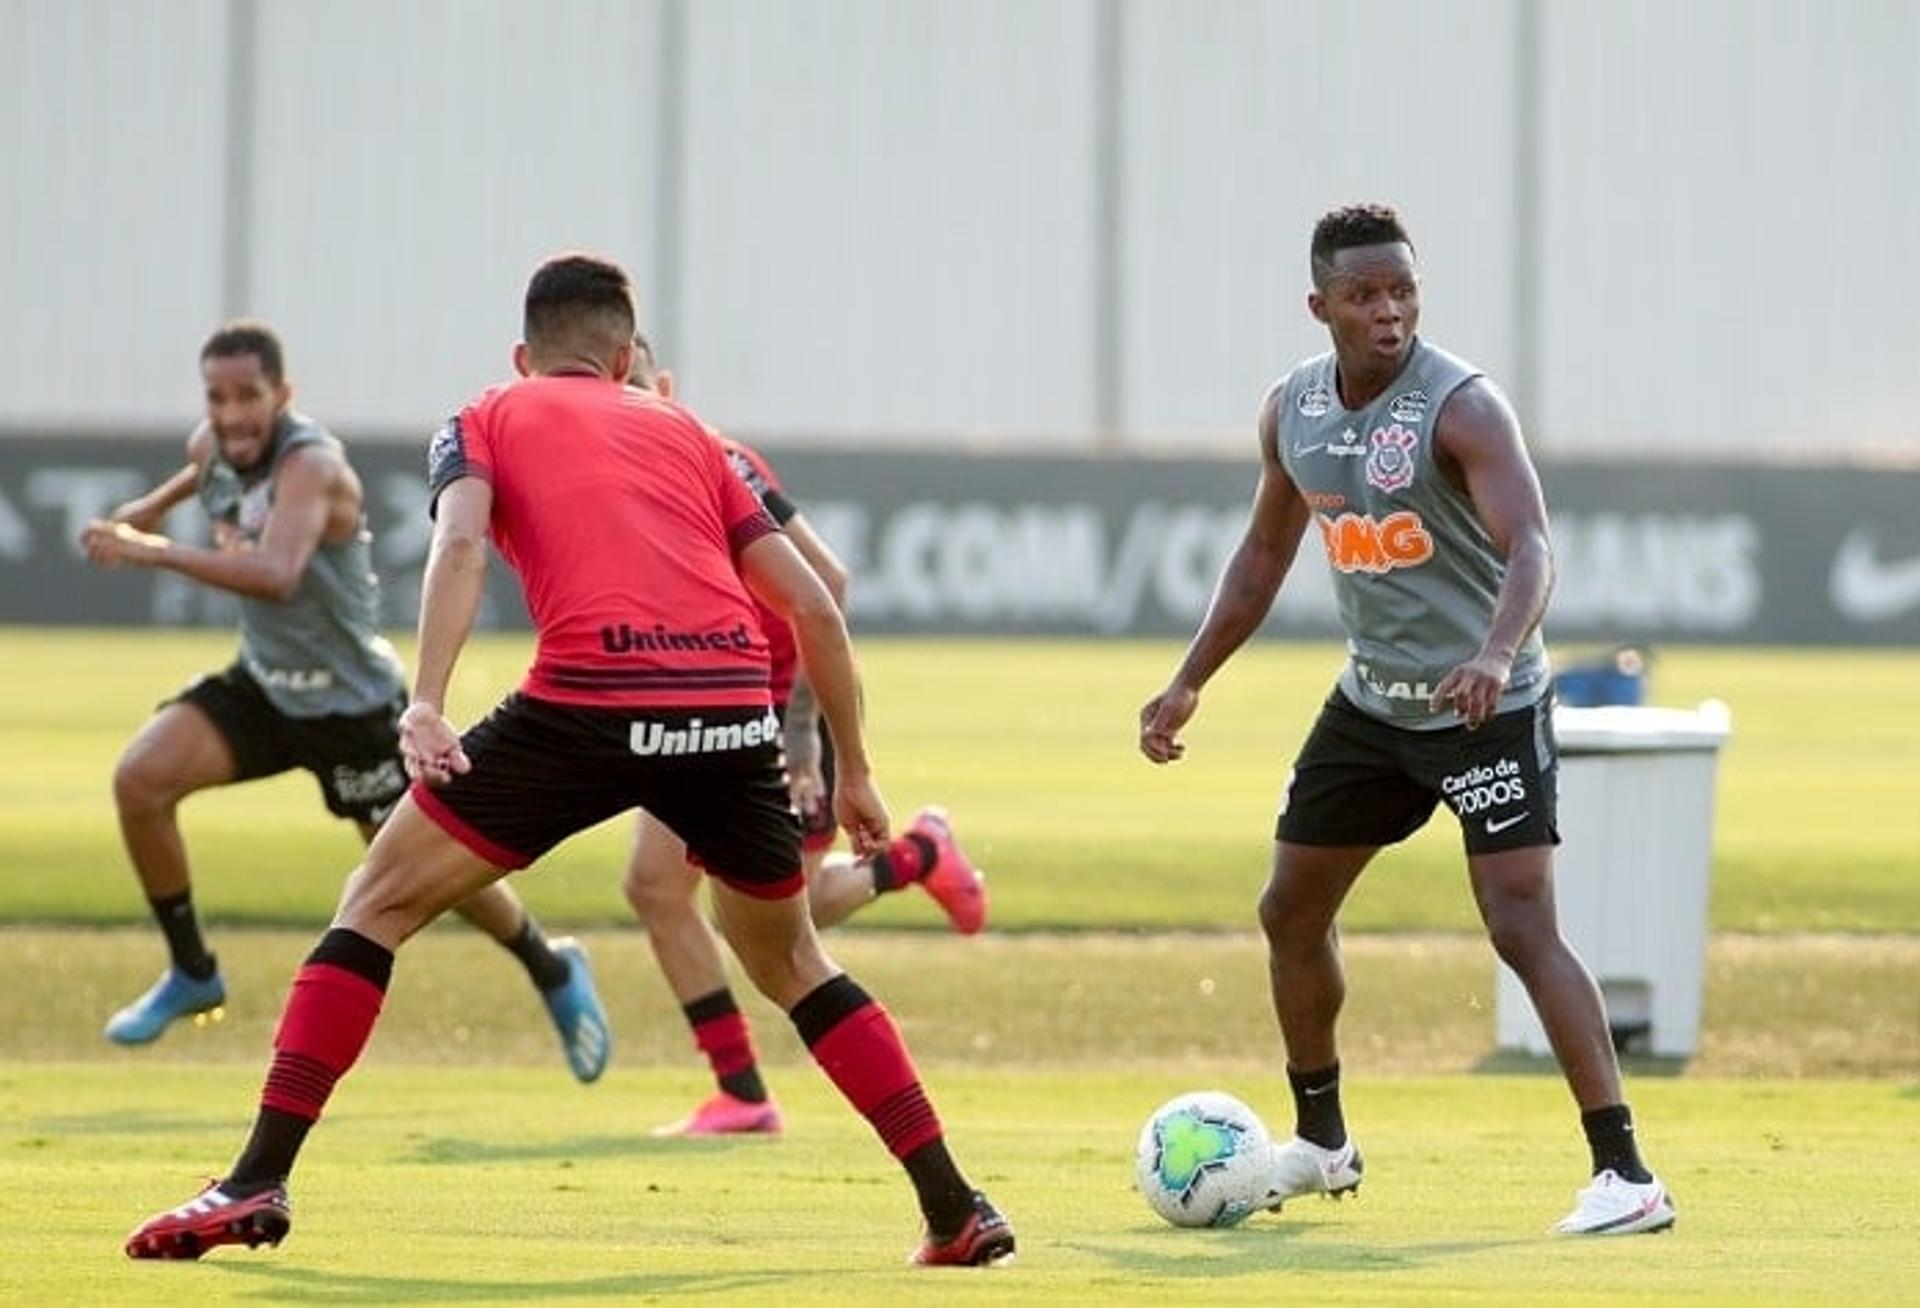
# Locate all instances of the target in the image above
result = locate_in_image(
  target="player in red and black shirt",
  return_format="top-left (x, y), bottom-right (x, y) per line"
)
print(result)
top-left (126, 254), bottom-right (1014, 1268)
top-left (617, 337), bottom-right (987, 1138)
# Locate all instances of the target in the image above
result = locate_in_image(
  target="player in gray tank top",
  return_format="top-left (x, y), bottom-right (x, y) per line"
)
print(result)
top-left (195, 408), bottom-right (405, 718)
top-left (1140, 205), bottom-right (1673, 1237)
top-left (78, 321), bottom-right (610, 1082)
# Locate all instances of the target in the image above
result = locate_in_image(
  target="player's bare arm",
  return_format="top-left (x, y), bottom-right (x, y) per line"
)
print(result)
top-left (782, 677), bottom-right (827, 822)
top-left (108, 425), bottom-right (213, 535)
top-left (402, 475), bottom-right (492, 785)
top-left (80, 445), bottom-right (343, 600)
top-left (783, 510), bottom-right (850, 609)
top-left (1140, 389), bottom-right (1313, 764)
top-left (1428, 378), bottom-right (1554, 729)
top-left (740, 530), bottom-right (889, 855)
top-left (777, 510), bottom-right (847, 817)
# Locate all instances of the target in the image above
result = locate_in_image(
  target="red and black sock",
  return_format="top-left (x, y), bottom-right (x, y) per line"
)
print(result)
top-left (683, 988), bottom-right (768, 1104)
top-left (790, 973), bottom-right (973, 1237)
top-left (869, 832), bottom-right (938, 893)
top-left (226, 927), bottom-right (392, 1193)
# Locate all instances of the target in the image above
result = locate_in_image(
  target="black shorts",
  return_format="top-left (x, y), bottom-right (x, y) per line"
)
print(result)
top-left (413, 694), bottom-right (803, 897)
top-left (171, 663), bottom-right (408, 824)
top-left (1277, 689), bottom-right (1560, 855)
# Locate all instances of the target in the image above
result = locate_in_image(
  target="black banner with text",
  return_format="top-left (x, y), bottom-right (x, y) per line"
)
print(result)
top-left (2, 437), bottom-right (1916, 645)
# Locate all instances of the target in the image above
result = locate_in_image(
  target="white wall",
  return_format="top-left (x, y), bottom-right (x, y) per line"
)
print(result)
top-left (1119, 0), bottom-right (1520, 442)
top-left (675, 0), bottom-right (1099, 442)
top-left (1537, 0), bottom-right (1920, 454)
top-left (247, 0), bottom-right (665, 438)
top-left (2, 0), bottom-right (1915, 455)
top-left (0, 1), bottom-right (229, 428)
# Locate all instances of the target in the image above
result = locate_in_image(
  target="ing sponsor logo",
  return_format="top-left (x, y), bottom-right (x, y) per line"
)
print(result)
top-left (1316, 510), bottom-right (1434, 575)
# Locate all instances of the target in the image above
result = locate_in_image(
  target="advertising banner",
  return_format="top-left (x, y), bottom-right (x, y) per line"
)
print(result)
top-left (2, 436), bottom-right (1916, 645)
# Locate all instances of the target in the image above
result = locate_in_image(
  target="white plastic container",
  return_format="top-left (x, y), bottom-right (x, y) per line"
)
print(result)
top-left (1495, 701), bottom-right (1732, 1059)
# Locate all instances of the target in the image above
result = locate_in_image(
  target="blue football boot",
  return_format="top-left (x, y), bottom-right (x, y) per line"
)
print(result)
top-left (540, 937), bottom-right (611, 1083)
top-left (104, 966), bottom-right (227, 1045)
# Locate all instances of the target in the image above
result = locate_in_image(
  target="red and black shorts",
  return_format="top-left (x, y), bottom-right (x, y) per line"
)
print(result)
top-left (1278, 688), bottom-right (1560, 855)
top-left (171, 663), bottom-right (408, 824)
top-left (413, 694), bottom-right (803, 897)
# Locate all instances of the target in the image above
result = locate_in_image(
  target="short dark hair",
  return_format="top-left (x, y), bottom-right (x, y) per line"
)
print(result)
top-left (523, 253), bottom-right (636, 361)
top-left (200, 320), bottom-right (285, 385)
top-left (1310, 204), bottom-right (1414, 287)
top-left (628, 330), bottom-right (660, 388)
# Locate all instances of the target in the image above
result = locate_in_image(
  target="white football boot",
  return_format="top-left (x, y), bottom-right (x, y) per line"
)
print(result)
top-left (1554, 1169), bottom-right (1676, 1235)
top-left (1264, 1135), bottom-right (1364, 1210)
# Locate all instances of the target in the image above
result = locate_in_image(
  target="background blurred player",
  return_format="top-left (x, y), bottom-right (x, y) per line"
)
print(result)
top-left (79, 321), bottom-right (610, 1081)
top-left (125, 257), bottom-right (1014, 1267)
top-left (620, 335), bottom-right (986, 1136)
top-left (1138, 204), bottom-right (1672, 1236)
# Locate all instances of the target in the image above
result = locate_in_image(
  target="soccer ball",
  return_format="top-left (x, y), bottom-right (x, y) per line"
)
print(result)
top-left (1135, 1091), bottom-right (1275, 1228)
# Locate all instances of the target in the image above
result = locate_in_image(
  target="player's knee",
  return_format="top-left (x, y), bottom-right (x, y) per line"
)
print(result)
top-left (1483, 905), bottom-right (1551, 972)
top-left (1257, 880), bottom-right (1305, 944)
top-left (622, 862), bottom-right (685, 925)
top-left (733, 930), bottom-right (834, 1009)
top-left (333, 858), bottom-right (434, 945)
top-left (111, 750), bottom-right (176, 816)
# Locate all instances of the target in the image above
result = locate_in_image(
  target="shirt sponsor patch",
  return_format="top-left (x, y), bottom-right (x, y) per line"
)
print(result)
top-left (1388, 390), bottom-right (1430, 423)
top-left (1297, 384), bottom-right (1332, 418)
top-left (1317, 510), bottom-right (1433, 575)
top-left (629, 708), bottom-right (781, 757)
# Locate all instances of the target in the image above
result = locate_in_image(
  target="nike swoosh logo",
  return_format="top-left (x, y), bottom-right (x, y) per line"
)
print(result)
top-left (1830, 528), bottom-right (1920, 622)
top-left (1485, 812), bottom-right (1529, 835)
top-left (1292, 444), bottom-right (1327, 457)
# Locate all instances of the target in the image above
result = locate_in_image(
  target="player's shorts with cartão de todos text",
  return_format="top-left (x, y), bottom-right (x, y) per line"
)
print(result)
top-left (1278, 687), bottom-right (1559, 854)
top-left (411, 694), bottom-right (804, 897)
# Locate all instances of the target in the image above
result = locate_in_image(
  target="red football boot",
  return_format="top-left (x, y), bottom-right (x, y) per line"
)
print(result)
top-left (909, 807), bottom-right (988, 935)
top-left (911, 1192), bottom-right (1016, 1267)
top-left (125, 1180), bottom-right (290, 1260)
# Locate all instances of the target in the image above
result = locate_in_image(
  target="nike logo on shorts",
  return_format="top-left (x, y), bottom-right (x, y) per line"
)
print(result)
top-left (1485, 812), bottom-right (1529, 835)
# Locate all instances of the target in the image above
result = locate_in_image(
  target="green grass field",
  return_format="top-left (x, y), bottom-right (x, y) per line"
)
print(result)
top-left (2, 629), bottom-right (1917, 1302)
top-left (4, 629), bottom-right (1918, 931)
top-left (6, 1064), bottom-right (1917, 1305)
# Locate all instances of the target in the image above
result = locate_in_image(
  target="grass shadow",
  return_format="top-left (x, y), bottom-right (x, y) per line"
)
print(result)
top-left (399, 1133), bottom-right (746, 1166)
top-left (1063, 1226), bottom-right (1534, 1278)
top-left (1473, 1049), bottom-right (1690, 1079)
top-left (30, 1108), bottom-right (233, 1136)
top-left (211, 1261), bottom-right (803, 1303)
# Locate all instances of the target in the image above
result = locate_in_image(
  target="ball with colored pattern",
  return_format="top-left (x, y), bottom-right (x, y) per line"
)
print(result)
top-left (1135, 1091), bottom-right (1274, 1228)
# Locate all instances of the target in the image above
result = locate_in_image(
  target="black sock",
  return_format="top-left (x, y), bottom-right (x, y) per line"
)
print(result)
top-left (226, 1108), bottom-right (312, 1194)
top-left (871, 834), bottom-right (938, 893)
top-left (902, 1138), bottom-right (977, 1239)
top-left (720, 1070), bottom-right (766, 1102)
top-left (1581, 1104), bottom-right (1652, 1183)
top-left (148, 889), bottom-right (217, 980)
top-left (504, 915), bottom-right (570, 991)
top-left (1288, 1061), bottom-right (1346, 1150)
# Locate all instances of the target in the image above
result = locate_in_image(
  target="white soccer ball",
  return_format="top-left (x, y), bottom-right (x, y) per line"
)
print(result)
top-left (1135, 1091), bottom-right (1274, 1228)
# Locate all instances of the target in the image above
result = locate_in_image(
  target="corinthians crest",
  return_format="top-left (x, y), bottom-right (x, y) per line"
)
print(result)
top-left (1365, 424), bottom-right (1419, 493)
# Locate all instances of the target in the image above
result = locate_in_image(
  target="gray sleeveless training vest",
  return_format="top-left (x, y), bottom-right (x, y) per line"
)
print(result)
top-left (1273, 337), bottom-right (1548, 730)
top-left (197, 410), bottom-right (405, 718)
